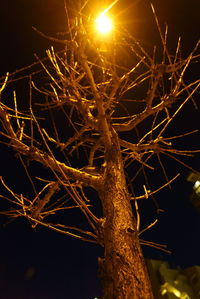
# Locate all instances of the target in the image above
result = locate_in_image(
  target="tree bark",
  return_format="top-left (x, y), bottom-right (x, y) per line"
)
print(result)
top-left (99, 131), bottom-right (154, 299)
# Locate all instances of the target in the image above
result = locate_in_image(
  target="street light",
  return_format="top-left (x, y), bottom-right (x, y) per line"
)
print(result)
top-left (94, 11), bottom-right (114, 51)
top-left (95, 12), bottom-right (113, 35)
top-left (94, 0), bottom-right (119, 35)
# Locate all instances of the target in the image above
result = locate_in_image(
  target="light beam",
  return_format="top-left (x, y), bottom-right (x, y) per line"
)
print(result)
top-left (95, 0), bottom-right (120, 35)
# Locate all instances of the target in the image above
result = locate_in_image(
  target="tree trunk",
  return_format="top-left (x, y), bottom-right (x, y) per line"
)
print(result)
top-left (99, 131), bottom-right (154, 299)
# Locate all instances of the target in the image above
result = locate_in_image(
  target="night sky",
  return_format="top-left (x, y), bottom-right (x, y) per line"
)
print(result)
top-left (0, 1), bottom-right (200, 298)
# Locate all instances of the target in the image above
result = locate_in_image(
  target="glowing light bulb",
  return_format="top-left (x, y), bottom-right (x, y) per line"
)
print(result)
top-left (95, 13), bottom-right (113, 34)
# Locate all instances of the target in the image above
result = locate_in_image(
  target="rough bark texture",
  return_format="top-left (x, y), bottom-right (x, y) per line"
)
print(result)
top-left (99, 131), bottom-right (154, 299)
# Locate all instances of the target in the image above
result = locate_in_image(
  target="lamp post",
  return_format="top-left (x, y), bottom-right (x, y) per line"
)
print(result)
top-left (95, 12), bottom-right (113, 35)
top-left (94, 11), bottom-right (114, 52)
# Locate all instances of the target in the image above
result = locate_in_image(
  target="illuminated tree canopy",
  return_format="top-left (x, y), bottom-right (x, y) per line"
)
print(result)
top-left (0, 1), bottom-right (199, 298)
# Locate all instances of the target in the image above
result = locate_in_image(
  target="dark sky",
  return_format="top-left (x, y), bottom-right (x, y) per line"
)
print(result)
top-left (0, 1), bottom-right (200, 298)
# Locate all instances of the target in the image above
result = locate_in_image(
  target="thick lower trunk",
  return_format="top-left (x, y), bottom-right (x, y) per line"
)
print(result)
top-left (99, 135), bottom-right (153, 299)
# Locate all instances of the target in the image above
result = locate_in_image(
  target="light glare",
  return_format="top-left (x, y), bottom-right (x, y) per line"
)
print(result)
top-left (95, 13), bottom-right (113, 34)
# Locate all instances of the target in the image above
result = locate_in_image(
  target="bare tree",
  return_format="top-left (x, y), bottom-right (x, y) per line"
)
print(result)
top-left (0, 2), bottom-right (199, 298)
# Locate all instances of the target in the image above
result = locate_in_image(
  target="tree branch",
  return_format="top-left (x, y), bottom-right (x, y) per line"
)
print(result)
top-left (0, 104), bottom-right (103, 189)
